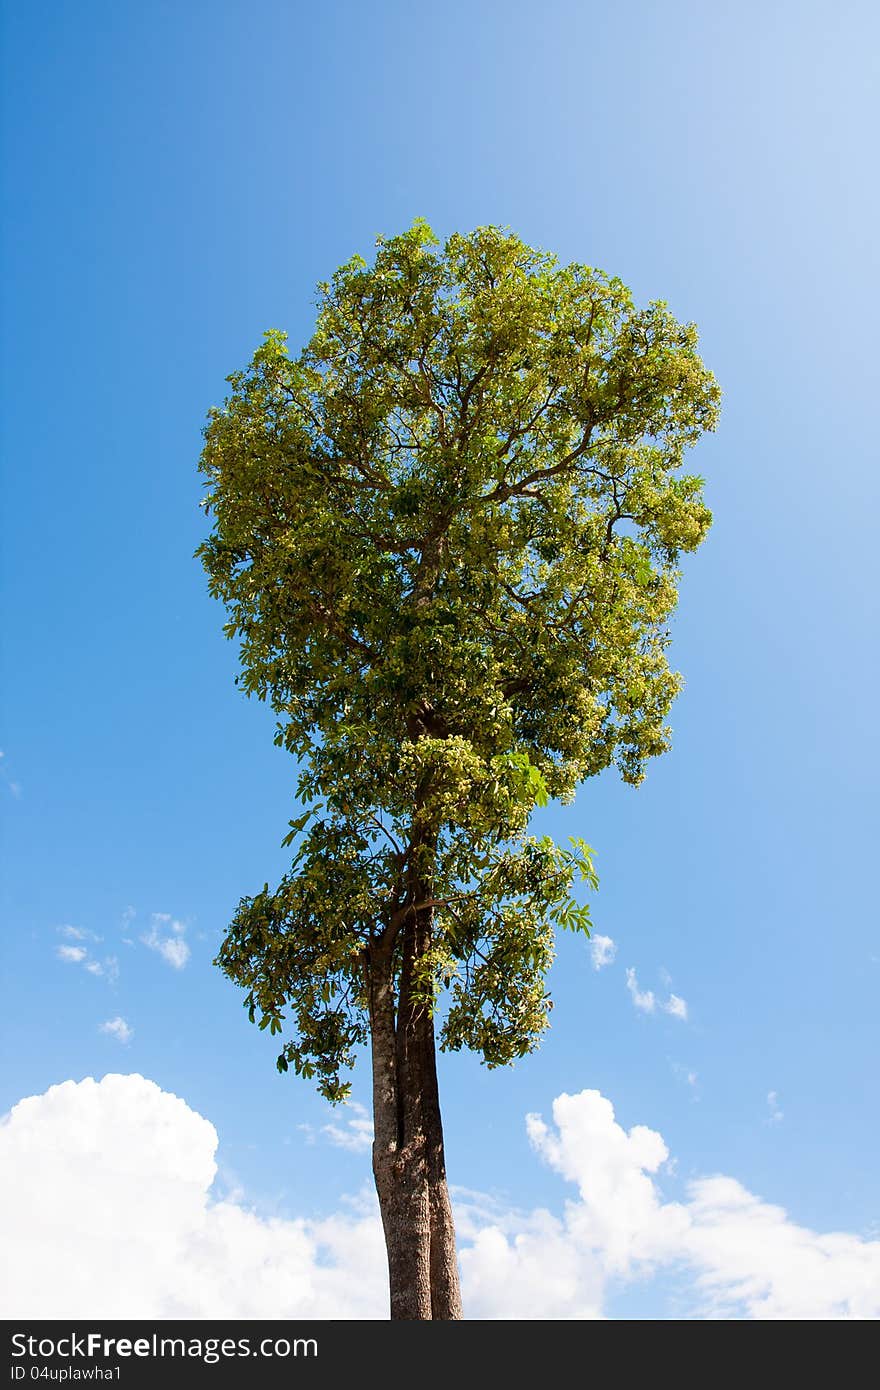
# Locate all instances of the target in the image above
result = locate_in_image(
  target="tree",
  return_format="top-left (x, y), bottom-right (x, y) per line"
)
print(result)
top-left (196, 220), bottom-right (719, 1320)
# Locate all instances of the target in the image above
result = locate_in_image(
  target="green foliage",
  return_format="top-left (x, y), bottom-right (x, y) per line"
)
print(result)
top-left (198, 221), bottom-right (719, 1100)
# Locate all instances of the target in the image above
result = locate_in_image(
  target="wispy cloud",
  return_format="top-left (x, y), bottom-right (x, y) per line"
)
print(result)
top-left (671, 1062), bottom-right (700, 1095)
top-left (589, 935), bottom-right (617, 971)
top-left (320, 1102), bottom-right (373, 1153)
top-left (55, 927), bottom-right (117, 982)
top-left (56, 910), bottom-right (191, 978)
top-left (142, 914), bottom-right (190, 970)
top-left (85, 957), bottom-right (119, 983)
top-left (0, 749), bottom-right (21, 799)
top-left (58, 925), bottom-right (97, 942)
top-left (299, 1101), bottom-right (374, 1154)
top-left (664, 993), bottom-right (688, 1021)
top-left (625, 967), bottom-right (656, 1013)
top-left (57, 945), bottom-right (87, 964)
top-left (99, 1017), bottom-right (133, 1045)
top-left (767, 1090), bottom-right (784, 1125)
top-left (626, 968), bottom-right (688, 1021)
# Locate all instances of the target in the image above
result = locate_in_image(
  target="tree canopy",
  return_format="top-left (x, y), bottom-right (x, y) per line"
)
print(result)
top-left (197, 219), bottom-right (719, 1102)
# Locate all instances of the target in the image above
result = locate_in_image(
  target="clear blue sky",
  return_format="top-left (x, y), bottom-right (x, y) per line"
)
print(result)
top-left (2, 0), bottom-right (878, 1319)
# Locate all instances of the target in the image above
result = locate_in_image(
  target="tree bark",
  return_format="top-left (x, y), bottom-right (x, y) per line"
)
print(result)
top-left (411, 909), bottom-right (462, 1320)
top-left (368, 912), bottom-right (463, 1320)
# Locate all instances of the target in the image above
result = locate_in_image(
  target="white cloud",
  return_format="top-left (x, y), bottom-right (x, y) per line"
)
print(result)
top-left (2, 1077), bottom-right (877, 1321)
top-left (767, 1091), bottom-right (784, 1124)
top-left (458, 1205), bottom-right (605, 1319)
top-left (157, 938), bottom-right (189, 969)
top-left (84, 956), bottom-right (119, 983)
top-left (57, 945), bottom-right (87, 964)
top-left (142, 914), bottom-right (191, 970)
top-left (464, 1091), bottom-right (880, 1319)
top-left (0, 1075), bottom-right (384, 1319)
top-left (664, 993), bottom-right (688, 1021)
top-left (152, 912), bottom-right (185, 934)
top-left (589, 935), bottom-right (616, 970)
top-left (320, 1102), bottom-right (373, 1153)
top-left (526, 1091), bottom-right (880, 1318)
top-left (625, 967), bottom-right (655, 1013)
top-left (99, 1018), bottom-right (133, 1045)
top-left (55, 927), bottom-right (116, 982)
top-left (0, 749), bottom-right (22, 798)
top-left (671, 1063), bottom-right (699, 1092)
top-left (626, 968), bottom-right (687, 1021)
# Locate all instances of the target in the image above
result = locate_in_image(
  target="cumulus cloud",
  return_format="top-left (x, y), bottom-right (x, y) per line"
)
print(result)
top-left (100, 1018), bottom-right (133, 1045)
top-left (457, 1203), bottom-right (605, 1319)
top-left (589, 935), bottom-right (616, 970)
top-left (142, 914), bottom-right (190, 970)
top-left (767, 1091), bottom-right (784, 1124)
top-left (1, 1077), bottom-right (877, 1321)
top-left (0, 1075), bottom-right (385, 1320)
top-left (465, 1091), bottom-right (880, 1320)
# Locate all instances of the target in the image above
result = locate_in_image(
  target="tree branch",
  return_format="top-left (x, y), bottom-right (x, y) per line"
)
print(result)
top-left (481, 421), bottom-right (595, 504)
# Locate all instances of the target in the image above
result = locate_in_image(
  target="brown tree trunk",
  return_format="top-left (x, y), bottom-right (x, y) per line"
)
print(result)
top-left (408, 906), bottom-right (462, 1320)
top-left (368, 913), bottom-right (463, 1320)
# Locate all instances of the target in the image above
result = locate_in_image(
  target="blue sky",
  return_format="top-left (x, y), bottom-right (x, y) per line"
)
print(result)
top-left (2, 1), bottom-right (878, 1319)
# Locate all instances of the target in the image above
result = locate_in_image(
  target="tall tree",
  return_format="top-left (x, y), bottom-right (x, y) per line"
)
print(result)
top-left (197, 221), bottom-right (719, 1319)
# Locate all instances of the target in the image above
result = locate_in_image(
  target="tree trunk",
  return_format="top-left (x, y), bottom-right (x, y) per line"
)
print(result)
top-left (421, 1008), bottom-right (463, 1319)
top-left (407, 906), bottom-right (462, 1320)
top-left (368, 915), bottom-right (463, 1320)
